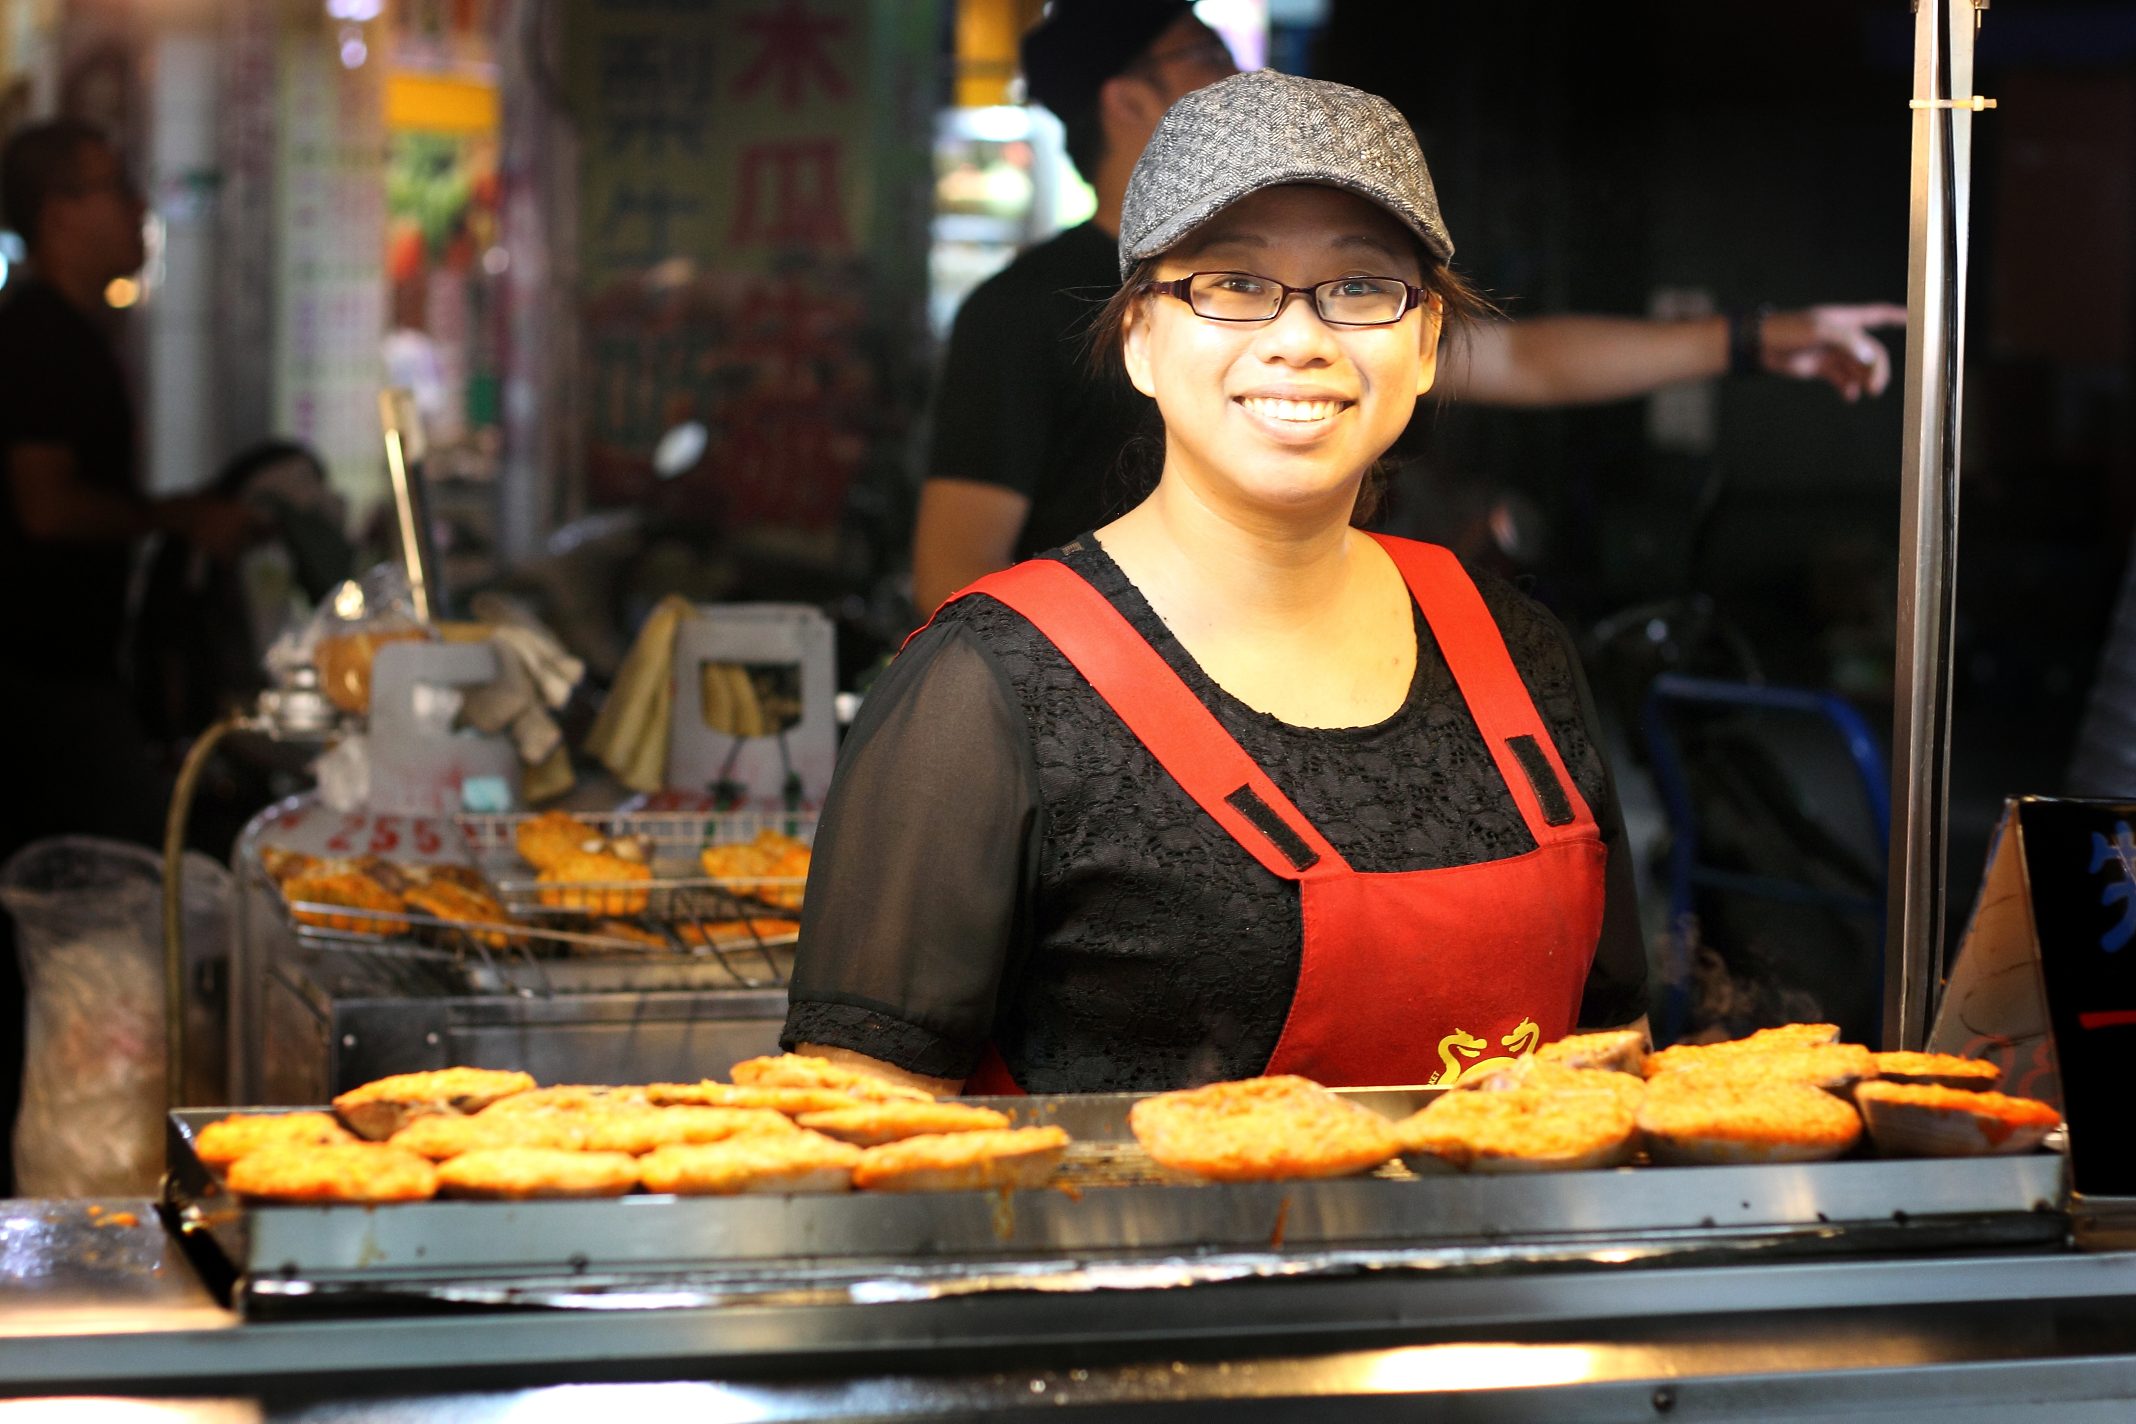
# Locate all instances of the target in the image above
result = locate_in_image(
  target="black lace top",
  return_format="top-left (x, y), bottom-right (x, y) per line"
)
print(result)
top-left (782, 539), bottom-right (1648, 1092)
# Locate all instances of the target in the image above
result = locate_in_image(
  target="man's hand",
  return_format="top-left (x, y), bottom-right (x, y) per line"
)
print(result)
top-left (163, 494), bottom-right (261, 561)
top-left (1759, 303), bottom-right (1908, 403)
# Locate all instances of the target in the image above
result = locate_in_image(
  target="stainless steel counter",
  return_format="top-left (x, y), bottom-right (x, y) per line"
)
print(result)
top-left (10, 1197), bottom-right (2136, 1419)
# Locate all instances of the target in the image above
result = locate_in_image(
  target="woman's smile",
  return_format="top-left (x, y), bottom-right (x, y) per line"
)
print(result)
top-left (1233, 391), bottom-right (1355, 441)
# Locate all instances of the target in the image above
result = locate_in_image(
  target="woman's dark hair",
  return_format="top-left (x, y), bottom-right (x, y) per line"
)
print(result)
top-left (1085, 238), bottom-right (1500, 524)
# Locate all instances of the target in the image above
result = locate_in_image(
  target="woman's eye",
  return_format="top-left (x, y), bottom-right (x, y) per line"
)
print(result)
top-left (1334, 279), bottom-right (1385, 298)
top-left (1215, 275), bottom-right (1271, 295)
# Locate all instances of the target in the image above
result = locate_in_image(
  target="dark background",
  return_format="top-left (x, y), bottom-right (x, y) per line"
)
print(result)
top-left (1314, 0), bottom-right (2135, 989)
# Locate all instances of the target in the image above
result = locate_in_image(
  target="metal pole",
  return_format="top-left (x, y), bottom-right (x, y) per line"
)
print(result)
top-left (1886, 0), bottom-right (1988, 1050)
top-left (380, 386), bottom-right (440, 624)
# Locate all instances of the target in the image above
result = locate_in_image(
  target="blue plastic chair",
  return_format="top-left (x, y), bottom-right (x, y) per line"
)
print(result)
top-left (1638, 673), bottom-right (1891, 1044)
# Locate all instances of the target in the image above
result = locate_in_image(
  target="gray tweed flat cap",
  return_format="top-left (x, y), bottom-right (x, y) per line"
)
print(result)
top-left (1118, 70), bottom-right (1454, 277)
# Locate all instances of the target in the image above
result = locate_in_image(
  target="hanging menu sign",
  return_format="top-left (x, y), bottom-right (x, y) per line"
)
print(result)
top-left (1932, 795), bottom-right (2136, 1196)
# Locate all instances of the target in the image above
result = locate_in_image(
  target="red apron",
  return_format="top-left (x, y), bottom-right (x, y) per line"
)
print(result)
top-left (934, 534), bottom-right (1607, 1092)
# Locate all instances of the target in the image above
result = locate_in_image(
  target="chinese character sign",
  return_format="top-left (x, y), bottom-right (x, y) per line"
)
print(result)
top-left (566, 0), bottom-right (935, 548)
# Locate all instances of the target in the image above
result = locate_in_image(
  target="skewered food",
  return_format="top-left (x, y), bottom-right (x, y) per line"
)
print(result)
top-left (699, 830), bottom-right (812, 909)
top-left (194, 1111), bottom-right (355, 1165)
top-left (536, 852), bottom-right (652, 915)
top-left (227, 1141), bottom-right (439, 1203)
top-left (400, 879), bottom-right (520, 949)
top-left (1534, 1029), bottom-right (1646, 1076)
top-left (797, 1101), bottom-right (1012, 1146)
top-left (1128, 1075), bottom-right (1400, 1182)
top-left (257, 847), bottom-right (327, 884)
top-left (729, 1053), bottom-right (937, 1102)
top-left (280, 871), bottom-right (404, 934)
top-left (1870, 1052), bottom-right (2003, 1090)
top-left (1637, 1073), bottom-right (1862, 1165)
top-left (1397, 1081), bottom-right (1640, 1173)
top-left (640, 1130), bottom-right (863, 1195)
top-left (852, 1126), bottom-right (1071, 1192)
top-left (515, 809), bottom-right (603, 871)
top-left (676, 917), bottom-right (801, 947)
top-left (1854, 1082), bottom-right (2059, 1157)
top-left (438, 1147), bottom-right (640, 1199)
top-left (332, 1067), bottom-right (539, 1140)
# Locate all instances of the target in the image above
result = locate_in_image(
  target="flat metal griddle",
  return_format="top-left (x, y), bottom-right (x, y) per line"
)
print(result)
top-left (163, 1091), bottom-right (2069, 1318)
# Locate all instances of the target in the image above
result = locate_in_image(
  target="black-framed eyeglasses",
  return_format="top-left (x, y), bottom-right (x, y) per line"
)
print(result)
top-left (1146, 271), bottom-right (1428, 327)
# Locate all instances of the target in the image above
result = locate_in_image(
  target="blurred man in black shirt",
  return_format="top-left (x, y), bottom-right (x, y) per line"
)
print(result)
top-left (0, 120), bottom-right (249, 844)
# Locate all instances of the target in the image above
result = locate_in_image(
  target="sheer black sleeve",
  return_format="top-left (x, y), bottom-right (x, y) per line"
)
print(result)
top-left (780, 617), bottom-right (1042, 1078)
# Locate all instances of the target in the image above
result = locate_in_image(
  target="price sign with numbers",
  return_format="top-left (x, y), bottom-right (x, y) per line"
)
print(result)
top-left (1932, 795), bottom-right (2136, 1196)
top-left (251, 801), bottom-right (474, 868)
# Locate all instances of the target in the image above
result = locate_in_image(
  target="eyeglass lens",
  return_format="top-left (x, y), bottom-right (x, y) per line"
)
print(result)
top-left (1187, 272), bottom-right (1411, 325)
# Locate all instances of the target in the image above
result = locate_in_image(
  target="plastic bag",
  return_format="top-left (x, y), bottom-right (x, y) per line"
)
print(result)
top-left (265, 562), bottom-right (431, 715)
top-left (0, 837), bottom-right (233, 1196)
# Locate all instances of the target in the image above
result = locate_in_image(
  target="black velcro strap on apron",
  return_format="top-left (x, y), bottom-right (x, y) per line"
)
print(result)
top-left (1505, 735), bottom-right (1576, 827)
top-left (1224, 785), bottom-right (1322, 872)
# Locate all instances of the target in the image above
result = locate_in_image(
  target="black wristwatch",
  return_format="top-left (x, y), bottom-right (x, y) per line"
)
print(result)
top-left (1727, 304), bottom-right (1775, 378)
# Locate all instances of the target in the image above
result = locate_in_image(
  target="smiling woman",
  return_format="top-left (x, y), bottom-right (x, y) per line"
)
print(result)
top-left (780, 72), bottom-right (1649, 1097)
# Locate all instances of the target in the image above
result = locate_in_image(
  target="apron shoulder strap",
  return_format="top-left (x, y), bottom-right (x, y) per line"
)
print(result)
top-left (955, 559), bottom-right (1346, 881)
top-left (1368, 534), bottom-right (1598, 842)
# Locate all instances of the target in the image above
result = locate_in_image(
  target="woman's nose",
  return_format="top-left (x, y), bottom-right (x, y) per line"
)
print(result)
top-left (1253, 290), bottom-right (1340, 361)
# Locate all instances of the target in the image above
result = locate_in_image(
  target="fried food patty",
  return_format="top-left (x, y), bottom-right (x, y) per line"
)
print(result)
top-left (225, 1142), bottom-right (439, 1203)
top-left (1869, 1052), bottom-right (2002, 1089)
top-left (796, 1101), bottom-right (1011, 1146)
top-left (573, 1105), bottom-right (798, 1155)
top-left (194, 1111), bottom-right (354, 1165)
top-left (728, 1054), bottom-right (936, 1102)
top-left (332, 1067), bottom-right (539, 1140)
top-left (851, 1126), bottom-right (1071, 1193)
top-left (389, 1111), bottom-right (587, 1159)
top-left (1637, 1072), bottom-right (1863, 1165)
top-left (1853, 1081), bottom-right (2060, 1157)
top-left (437, 1147), bottom-right (639, 1199)
top-left (1464, 1060), bottom-right (1647, 1112)
top-left (1646, 1042), bottom-right (1876, 1094)
top-left (1397, 1084), bottom-right (1640, 1173)
top-left (476, 1084), bottom-right (649, 1116)
top-left (646, 1080), bottom-right (862, 1114)
top-left (1533, 1029), bottom-right (1647, 1076)
top-left (639, 1130), bottom-right (862, 1195)
top-left (1127, 1075), bottom-right (1399, 1183)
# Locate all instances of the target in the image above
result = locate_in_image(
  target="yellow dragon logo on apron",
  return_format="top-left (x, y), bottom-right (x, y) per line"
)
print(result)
top-left (1429, 1017), bottom-right (1541, 1087)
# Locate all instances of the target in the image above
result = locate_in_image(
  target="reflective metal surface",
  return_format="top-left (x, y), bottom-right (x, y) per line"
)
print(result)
top-left (0, 1199), bottom-right (233, 1337)
top-left (160, 1097), bottom-right (2068, 1317)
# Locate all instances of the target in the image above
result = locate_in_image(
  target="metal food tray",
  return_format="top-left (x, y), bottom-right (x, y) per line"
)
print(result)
top-left (163, 1091), bottom-right (2069, 1318)
top-left (269, 810), bottom-right (815, 995)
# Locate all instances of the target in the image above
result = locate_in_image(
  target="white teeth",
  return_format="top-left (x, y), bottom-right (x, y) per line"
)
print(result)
top-left (1239, 396), bottom-right (1345, 423)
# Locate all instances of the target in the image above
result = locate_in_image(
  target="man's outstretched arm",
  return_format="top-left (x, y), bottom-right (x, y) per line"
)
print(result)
top-left (1439, 303), bottom-right (1908, 408)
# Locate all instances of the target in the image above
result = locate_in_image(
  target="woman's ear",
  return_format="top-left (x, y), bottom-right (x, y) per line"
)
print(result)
top-left (1415, 290), bottom-right (1445, 397)
top-left (1122, 297), bottom-right (1158, 398)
